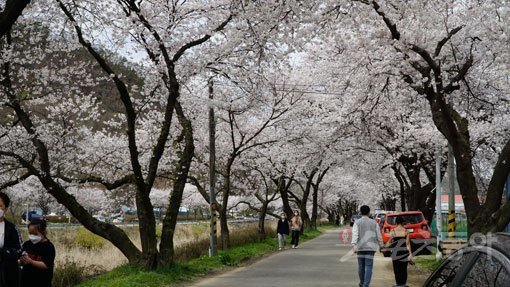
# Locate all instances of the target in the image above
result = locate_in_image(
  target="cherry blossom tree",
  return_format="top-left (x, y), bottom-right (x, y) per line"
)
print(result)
top-left (1, 0), bottom-right (316, 268)
top-left (315, 0), bottom-right (510, 234)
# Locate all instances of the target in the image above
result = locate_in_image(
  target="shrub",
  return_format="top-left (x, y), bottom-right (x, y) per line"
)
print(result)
top-left (52, 259), bottom-right (86, 287)
top-left (46, 215), bottom-right (72, 223)
top-left (75, 227), bottom-right (105, 250)
top-left (219, 254), bottom-right (233, 266)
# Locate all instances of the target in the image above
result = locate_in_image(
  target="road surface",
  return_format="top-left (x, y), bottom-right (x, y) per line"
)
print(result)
top-left (191, 227), bottom-right (398, 287)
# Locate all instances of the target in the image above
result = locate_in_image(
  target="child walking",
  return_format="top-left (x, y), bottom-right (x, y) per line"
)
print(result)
top-left (277, 212), bottom-right (290, 250)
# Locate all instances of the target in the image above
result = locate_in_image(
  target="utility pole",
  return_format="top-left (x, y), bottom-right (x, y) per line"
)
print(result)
top-left (435, 150), bottom-right (443, 260)
top-left (26, 204), bottom-right (30, 224)
top-left (447, 145), bottom-right (456, 238)
top-left (208, 78), bottom-right (218, 257)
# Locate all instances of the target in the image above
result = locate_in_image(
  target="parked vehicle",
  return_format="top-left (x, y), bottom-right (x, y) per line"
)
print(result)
top-left (21, 210), bottom-right (45, 223)
top-left (423, 233), bottom-right (510, 286)
top-left (350, 214), bottom-right (362, 226)
top-left (92, 215), bottom-right (107, 222)
top-left (380, 211), bottom-right (434, 256)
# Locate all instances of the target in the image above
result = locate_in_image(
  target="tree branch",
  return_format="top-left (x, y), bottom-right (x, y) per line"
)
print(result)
top-left (0, 0), bottom-right (31, 39)
top-left (0, 172), bottom-right (31, 190)
top-left (435, 26), bottom-right (464, 57)
top-left (58, 1), bottom-right (146, 189)
top-left (172, 14), bottom-right (233, 62)
top-left (57, 174), bottom-right (134, 190)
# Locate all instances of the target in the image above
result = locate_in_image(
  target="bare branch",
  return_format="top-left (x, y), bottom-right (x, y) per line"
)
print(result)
top-left (173, 14), bottom-right (233, 62)
top-left (0, 172), bottom-right (31, 190)
top-left (435, 26), bottom-right (464, 57)
top-left (57, 174), bottom-right (134, 190)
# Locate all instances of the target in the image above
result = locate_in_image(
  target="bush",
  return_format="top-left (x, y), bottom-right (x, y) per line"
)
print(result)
top-left (75, 227), bottom-right (105, 250)
top-left (46, 215), bottom-right (71, 223)
top-left (52, 259), bottom-right (87, 287)
top-left (219, 254), bottom-right (233, 266)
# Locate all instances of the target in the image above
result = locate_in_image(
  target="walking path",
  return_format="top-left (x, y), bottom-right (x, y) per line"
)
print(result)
top-left (191, 227), bottom-right (417, 287)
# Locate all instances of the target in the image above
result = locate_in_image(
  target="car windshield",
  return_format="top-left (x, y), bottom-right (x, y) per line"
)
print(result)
top-left (387, 214), bottom-right (423, 225)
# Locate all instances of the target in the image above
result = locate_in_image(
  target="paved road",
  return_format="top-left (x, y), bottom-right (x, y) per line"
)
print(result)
top-left (192, 228), bottom-right (396, 287)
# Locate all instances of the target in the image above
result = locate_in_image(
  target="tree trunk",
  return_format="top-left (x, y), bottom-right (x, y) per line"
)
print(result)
top-left (218, 207), bottom-right (230, 249)
top-left (38, 177), bottom-right (142, 263)
top-left (299, 170), bottom-right (316, 233)
top-left (258, 203), bottom-right (268, 241)
top-left (310, 167), bottom-right (329, 229)
top-left (277, 176), bottom-right (294, 220)
top-left (218, 157), bottom-right (235, 249)
top-left (134, 190), bottom-right (159, 269)
top-left (392, 164), bottom-right (407, 211)
top-left (159, 102), bottom-right (194, 267)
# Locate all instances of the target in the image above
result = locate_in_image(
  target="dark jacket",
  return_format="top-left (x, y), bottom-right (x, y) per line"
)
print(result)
top-left (277, 219), bottom-right (290, 235)
top-left (0, 220), bottom-right (22, 287)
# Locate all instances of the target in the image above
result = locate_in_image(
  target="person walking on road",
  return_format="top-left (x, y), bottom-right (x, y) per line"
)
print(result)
top-left (351, 205), bottom-right (383, 287)
top-left (290, 210), bottom-right (302, 249)
top-left (387, 217), bottom-right (413, 287)
top-left (276, 212), bottom-right (290, 250)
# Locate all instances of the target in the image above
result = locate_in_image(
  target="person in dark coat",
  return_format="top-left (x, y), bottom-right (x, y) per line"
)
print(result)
top-left (0, 192), bottom-right (22, 287)
top-left (276, 212), bottom-right (290, 250)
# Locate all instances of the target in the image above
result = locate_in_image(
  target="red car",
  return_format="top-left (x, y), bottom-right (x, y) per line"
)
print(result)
top-left (380, 211), bottom-right (434, 256)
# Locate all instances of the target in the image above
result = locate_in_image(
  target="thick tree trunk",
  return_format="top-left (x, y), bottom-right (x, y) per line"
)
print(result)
top-left (218, 207), bottom-right (230, 249)
top-left (310, 167), bottom-right (329, 229)
top-left (298, 170), bottom-right (316, 233)
top-left (392, 165), bottom-right (407, 211)
top-left (159, 102), bottom-right (194, 267)
top-left (277, 176), bottom-right (294, 219)
top-left (135, 190), bottom-right (159, 269)
top-left (426, 95), bottom-right (483, 235)
top-left (258, 203), bottom-right (267, 241)
top-left (217, 158), bottom-right (235, 249)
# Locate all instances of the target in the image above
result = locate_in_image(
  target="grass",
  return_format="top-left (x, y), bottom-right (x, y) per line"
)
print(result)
top-left (414, 254), bottom-right (444, 272)
top-left (77, 226), bottom-right (332, 287)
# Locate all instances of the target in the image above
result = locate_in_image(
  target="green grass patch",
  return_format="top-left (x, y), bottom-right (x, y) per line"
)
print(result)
top-left (78, 228), bottom-right (325, 287)
top-left (75, 227), bottom-right (106, 250)
top-left (414, 255), bottom-right (444, 272)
